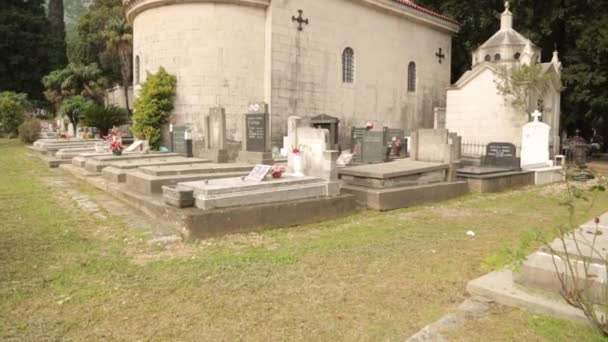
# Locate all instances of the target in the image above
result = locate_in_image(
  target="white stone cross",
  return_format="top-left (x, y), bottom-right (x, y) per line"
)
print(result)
top-left (531, 110), bottom-right (542, 122)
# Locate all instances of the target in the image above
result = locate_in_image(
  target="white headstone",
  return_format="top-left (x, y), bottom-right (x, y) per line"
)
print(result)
top-left (292, 127), bottom-right (329, 178)
top-left (67, 123), bottom-right (75, 137)
top-left (521, 110), bottom-right (552, 169)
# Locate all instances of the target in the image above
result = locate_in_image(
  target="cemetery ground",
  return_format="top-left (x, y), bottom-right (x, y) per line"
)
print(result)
top-left (1, 139), bottom-right (608, 341)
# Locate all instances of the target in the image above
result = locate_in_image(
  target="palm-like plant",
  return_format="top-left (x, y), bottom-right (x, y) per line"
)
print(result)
top-left (102, 17), bottom-right (133, 115)
top-left (80, 103), bottom-right (129, 136)
top-left (42, 63), bottom-right (107, 109)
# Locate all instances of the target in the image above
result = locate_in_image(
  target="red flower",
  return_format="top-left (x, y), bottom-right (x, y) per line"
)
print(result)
top-left (292, 148), bottom-right (300, 154)
top-left (595, 217), bottom-right (601, 224)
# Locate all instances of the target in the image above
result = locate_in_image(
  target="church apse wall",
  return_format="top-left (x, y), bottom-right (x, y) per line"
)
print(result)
top-left (127, 0), bottom-right (457, 157)
top-left (268, 0), bottom-right (455, 149)
top-left (131, 1), bottom-right (267, 157)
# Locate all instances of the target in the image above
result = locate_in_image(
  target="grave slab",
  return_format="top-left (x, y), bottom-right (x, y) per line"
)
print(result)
top-left (173, 175), bottom-right (337, 210)
top-left (84, 153), bottom-right (179, 173)
top-left (457, 170), bottom-right (534, 193)
top-left (125, 163), bottom-right (253, 195)
top-left (101, 157), bottom-right (210, 183)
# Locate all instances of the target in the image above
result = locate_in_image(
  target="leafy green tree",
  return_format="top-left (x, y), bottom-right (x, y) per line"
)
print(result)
top-left (133, 67), bottom-right (177, 149)
top-left (48, 0), bottom-right (69, 70)
top-left (80, 103), bottom-right (128, 136)
top-left (72, 0), bottom-right (123, 83)
top-left (42, 63), bottom-right (107, 109)
top-left (102, 17), bottom-right (133, 114)
top-left (495, 64), bottom-right (552, 114)
top-left (0, 0), bottom-right (50, 101)
top-left (58, 95), bottom-right (94, 128)
top-left (0, 92), bottom-right (28, 137)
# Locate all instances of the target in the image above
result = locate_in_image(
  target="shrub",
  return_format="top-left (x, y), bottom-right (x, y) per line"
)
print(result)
top-left (58, 95), bottom-right (95, 129)
top-left (80, 104), bottom-right (129, 136)
top-left (0, 92), bottom-right (28, 137)
top-left (18, 118), bottom-right (42, 143)
top-left (132, 67), bottom-right (177, 149)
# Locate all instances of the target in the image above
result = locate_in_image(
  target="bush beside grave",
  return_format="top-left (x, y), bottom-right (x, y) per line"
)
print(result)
top-left (0, 92), bottom-right (28, 138)
top-left (18, 118), bottom-right (42, 143)
top-left (132, 67), bottom-right (177, 149)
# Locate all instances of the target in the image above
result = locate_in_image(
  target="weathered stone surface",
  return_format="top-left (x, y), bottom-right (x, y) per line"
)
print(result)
top-left (458, 170), bottom-right (534, 193)
top-left (84, 153), bottom-right (180, 173)
top-left (342, 181), bottom-right (469, 211)
top-left (101, 157), bottom-right (210, 183)
top-left (125, 163), bottom-right (253, 195)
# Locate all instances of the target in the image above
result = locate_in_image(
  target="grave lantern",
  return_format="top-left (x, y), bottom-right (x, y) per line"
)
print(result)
top-left (310, 114), bottom-right (340, 150)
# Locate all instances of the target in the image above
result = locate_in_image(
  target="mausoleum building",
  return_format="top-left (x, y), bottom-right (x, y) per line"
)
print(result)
top-left (124, 0), bottom-right (458, 157)
top-left (444, 2), bottom-right (563, 157)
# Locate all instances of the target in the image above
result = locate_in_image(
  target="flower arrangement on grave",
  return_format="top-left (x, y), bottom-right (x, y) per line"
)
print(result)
top-left (365, 122), bottom-right (374, 130)
top-left (110, 140), bottom-right (124, 156)
top-left (271, 164), bottom-right (286, 179)
top-left (292, 147), bottom-right (300, 155)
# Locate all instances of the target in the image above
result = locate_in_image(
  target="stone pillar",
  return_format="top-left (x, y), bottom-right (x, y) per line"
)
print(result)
top-left (200, 107), bottom-right (228, 163)
top-left (287, 116), bottom-right (301, 150)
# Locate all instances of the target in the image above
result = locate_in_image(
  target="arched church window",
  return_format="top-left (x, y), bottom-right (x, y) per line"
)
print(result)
top-left (514, 52), bottom-right (521, 60)
top-left (408, 62), bottom-right (416, 92)
top-left (494, 53), bottom-right (501, 61)
top-left (135, 55), bottom-right (140, 84)
top-left (342, 48), bottom-right (355, 83)
top-left (484, 55), bottom-right (491, 62)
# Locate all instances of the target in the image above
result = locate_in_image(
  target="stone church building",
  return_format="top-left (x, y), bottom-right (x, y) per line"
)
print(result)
top-left (445, 2), bottom-right (563, 157)
top-left (124, 0), bottom-right (458, 156)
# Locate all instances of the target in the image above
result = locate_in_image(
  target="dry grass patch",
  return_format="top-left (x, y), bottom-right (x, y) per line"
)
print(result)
top-left (2, 139), bottom-right (608, 340)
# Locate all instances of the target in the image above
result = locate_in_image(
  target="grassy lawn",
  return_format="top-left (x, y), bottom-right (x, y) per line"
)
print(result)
top-left (1, 138), bottom-right (608, 341)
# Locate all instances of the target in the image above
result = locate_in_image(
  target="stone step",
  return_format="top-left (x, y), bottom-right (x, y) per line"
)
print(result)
top-left (515, 251), bottom-right (607, 305)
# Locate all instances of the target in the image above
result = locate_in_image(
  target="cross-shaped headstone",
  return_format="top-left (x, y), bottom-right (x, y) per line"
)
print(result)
top-left (292, 9), bottom-right (309, 31)
top-left (531, 110), bottom-right (542, 122)
top-left (435, 48), bottom-right (446, 64)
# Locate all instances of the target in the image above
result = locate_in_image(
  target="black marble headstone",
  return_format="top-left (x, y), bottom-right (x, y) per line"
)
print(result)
top-left (246, 113), bottom-right (267, 152)
top-left (482, 142), bottom-right (520, 170)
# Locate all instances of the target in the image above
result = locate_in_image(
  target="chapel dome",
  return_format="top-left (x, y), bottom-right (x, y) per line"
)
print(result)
top-left (472, 1), bottom-right (541, 66)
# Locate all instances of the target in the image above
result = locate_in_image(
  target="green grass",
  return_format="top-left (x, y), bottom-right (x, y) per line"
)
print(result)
top-left (1, 139), bottom-right (607, 340)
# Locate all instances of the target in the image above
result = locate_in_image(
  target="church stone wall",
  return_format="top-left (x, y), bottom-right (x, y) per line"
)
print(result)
top-left (268, 0), bottom-right (453, 149)
top-left (132, 2), bottom-right (267, 156)
top-left (445, 68), bottom-right (527, 152)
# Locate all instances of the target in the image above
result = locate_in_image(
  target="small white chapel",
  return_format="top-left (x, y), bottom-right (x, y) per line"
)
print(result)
top-left (444, 2), bottom-right (563, 157)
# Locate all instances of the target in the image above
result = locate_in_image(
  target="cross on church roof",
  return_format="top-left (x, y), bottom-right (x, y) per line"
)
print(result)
top-left (292, 10), bottom-right (309, 31)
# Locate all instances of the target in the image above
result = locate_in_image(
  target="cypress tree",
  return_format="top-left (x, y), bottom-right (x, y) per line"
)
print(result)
top-left (0, 0), bottom-right (51, 101)
top-left (48, 0), bottom-right (68, 70)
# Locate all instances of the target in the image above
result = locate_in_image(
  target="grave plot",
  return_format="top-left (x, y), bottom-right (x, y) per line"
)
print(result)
top-left (341, 128), bottom-right (468, 211)
top-left (457, 142), bottom-right (535, 193)
top-left (29, 139), bottom-right (101, 157)
top-left (124, 163), bottom-right (253, 196)
top-left (83, 153), bottom-right (180, 173)
top-left (101, 157), bottom-right (211, 183)
top-left (163, 175), bottom-right (338, 210)
top-left (340, 159), bottom-right (468, 211)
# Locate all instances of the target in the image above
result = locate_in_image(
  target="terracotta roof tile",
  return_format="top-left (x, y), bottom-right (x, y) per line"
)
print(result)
top-left (393, 0), bottom-right (459, 25)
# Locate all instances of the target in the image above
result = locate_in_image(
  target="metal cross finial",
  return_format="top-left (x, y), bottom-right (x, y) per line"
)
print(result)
top-left (435, 48), bottom-right (446, 64)
top-left (292, 10), bottom-right (309, 31)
